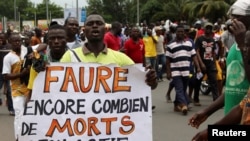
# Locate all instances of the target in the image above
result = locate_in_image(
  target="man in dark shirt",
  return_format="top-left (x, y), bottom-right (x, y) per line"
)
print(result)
top-left (0, 32), bottom-right (14, 115)
top-left (194, 23), bottom-right (219, 104)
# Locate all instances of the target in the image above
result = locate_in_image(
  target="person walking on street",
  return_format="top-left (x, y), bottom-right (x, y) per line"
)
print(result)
top-left (124, 26), bottom-right (145, 65)
top-left (193, 22), bottom-right (220, 105)
top-left (189, 0), bottom-right (250, 140)
top-left (0, 32), bottom-right (15, 115)
top-left (2, 33), bottom-right (31, 140)
top-left (166, 25), bottom-right (201, 115)
top-left (155, 26), bottom-right (166, 82)
top-left (104, 21), bottom-right (123, 51)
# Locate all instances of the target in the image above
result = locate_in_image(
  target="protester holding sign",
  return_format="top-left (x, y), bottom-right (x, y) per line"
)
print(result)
top-left (18, 13), bottom-right (157, 141)
top-left (60, 12), bottom-right (158, 90)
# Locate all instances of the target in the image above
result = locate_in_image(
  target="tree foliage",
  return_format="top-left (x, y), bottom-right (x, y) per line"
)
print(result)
top-left (0, 0), bottom-right (63, 23)
top-left (0, 0), bottom-right (236, 27)
top-left (182, 0), bottom-right (230, 23)
top-left (86, 0), bottom-right (235, 25)
top-left (36, 0), bottom-right (63, 21)
top-left (86, 0), bottom-right (130, 23)
top-left (0, 0), bottom-right (31, 20)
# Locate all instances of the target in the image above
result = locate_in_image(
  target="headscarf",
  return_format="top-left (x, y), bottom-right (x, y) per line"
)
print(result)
top-left (228, 0), bottom-right (250, 16)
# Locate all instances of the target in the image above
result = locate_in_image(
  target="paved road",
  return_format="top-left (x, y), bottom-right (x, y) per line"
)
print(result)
top-left (0, 79), bottom-right (224, 141)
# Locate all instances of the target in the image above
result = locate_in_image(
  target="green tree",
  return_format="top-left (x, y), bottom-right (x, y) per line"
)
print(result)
top-left (152, 0), bottom-right (186, 23)
top-left (36, 0), bottom-right (63, 21)
top-left (0, 0), bottom-right (31, 20)
top-left (140, 0), bottom-right (162, 24)
top-left (85, 0), bottom-right (234, 25)
top-left (86, 0), bottom-right (103, 15)
top-left (87, 0), bottom-right (134, 23)
top-left (182, 0), bottom-right (230, 23)
top-left (225, 0), bottom-right (236, 5)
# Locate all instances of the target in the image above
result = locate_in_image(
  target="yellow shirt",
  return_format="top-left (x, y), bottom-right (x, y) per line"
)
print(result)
top-left (143, 36), bottom-right (157, 57)
top-left (60, 47), bottom-right (134, 66)
top-left (2, 51), bottom-right (30, 97)
top-left (27, 66), bottom-right (38, 90)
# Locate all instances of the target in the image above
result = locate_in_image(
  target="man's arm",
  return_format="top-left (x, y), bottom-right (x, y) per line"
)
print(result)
top-left (191, 104), bottom-right (242, 141)
top-left (189, 94), bottom-right (224, 128)
top-left (194, 38), bottom-right (203, 66)
top-left (203, 94), bottom-right (225, 116)
top-left (214, 105), bottom-right (242, 125)
top-left (35, 43), bottom-right (47, 52)
top-left (151, 35), bottom-right (158, 43)
top-left (230, 19), bottom-right (250, 81)
top-left (192, 55), bottom-right (201, 73)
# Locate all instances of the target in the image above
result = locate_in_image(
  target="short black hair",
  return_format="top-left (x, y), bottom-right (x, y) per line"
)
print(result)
top-left (111, 21), bottom-right (121, 30)
top-left (49, 24), bottom-right (65, 31)
top-left (64, 17), bottom-right (77, 26)
top-left (50, 21), bottom-right (58, 27)
top-left (45, 25), bottom-right (66, 43)
top-left (87, 11), bottom-right (99, 16)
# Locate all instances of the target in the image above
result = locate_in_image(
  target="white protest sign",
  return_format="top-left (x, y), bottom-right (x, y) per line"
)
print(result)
top-left (19, 63), bottom-right (152, 141)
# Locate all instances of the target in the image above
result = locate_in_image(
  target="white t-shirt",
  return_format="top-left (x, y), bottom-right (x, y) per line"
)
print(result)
top-left (67, 41), bottom-right (84, 49)
top-left (32, 44), bottom-right (39, 50)
top-left (2, 45), bottom-right (28, 74)
top-left (156, 35), bottom-right (165, 55)
top-left (67, 41), bottom-right (75, 49)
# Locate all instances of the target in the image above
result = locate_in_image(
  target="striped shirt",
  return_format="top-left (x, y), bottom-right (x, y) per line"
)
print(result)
top-left (166, 40), bottom-right (196, 77)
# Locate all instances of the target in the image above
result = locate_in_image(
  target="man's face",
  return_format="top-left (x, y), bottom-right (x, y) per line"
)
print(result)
top-left (0, 34), bottom-right (6, 45)
top-left (176, 27), bottom-right (185, 40)
top-left (147, 29), bottom-right (152, 36)
top-left (230, 14), bottom-right (250, 28)
top-left (195, 24), bottom-right (201, 29)
top-left (65, 18), bottom-right (79, 36)
top-left (161, 20), bottom-right (165, 26)
top-left (116, 24), bottom-right (122, 36)
top-left (245, 31), bottom-right (250, 63)
top-left (130, 28), bottom-right (140, 39)
top-left (204, 26), bottom-right (213, 34)
top-left (156, 29), bottom-right (162, 35)
top-left (47, 29), bottom-right (67, 51)
top-left (84, 15), bottom-right (105, 42)
top-left (9, 34), bottom-right (22, 51)
top-left (245, 31), bottom-right (250, 48)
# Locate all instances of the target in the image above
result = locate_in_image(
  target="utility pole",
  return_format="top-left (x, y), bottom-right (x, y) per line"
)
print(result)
top-left (14, 0), bottom-right (16, 22)
top-left (46, 0), bottom-right (49, 25)
top-left (18, 12), bottom-right (20, 31)
top-left (34, 11), bottom-right (36, 27)
top-left (137, 0), bottom-right (139, 25)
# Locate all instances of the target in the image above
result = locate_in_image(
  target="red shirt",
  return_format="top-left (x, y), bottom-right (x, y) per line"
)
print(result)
top-left (124, 38), bottom-right (145, 63)
top-left (196, 29), bottom-right (205, 39)
top-left (104, 32), bottom-right (121, 51)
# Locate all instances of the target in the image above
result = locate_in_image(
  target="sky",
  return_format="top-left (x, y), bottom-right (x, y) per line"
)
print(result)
top-left (30, 0), bottom-right (88, 8)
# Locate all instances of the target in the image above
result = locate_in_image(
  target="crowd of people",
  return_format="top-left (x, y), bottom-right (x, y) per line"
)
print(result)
top-left (0, 0), bottom-right (250, 140)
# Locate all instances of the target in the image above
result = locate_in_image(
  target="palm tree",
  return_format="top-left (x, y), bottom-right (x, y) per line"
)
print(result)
top-left (152, 0), bottom-right (186, 23)
top-left (225, 0), bottom-right (236, 5)
top-left (140, 0), bottom-right (163, 24)
top-left (182, 0), bottom-right (230, 23)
